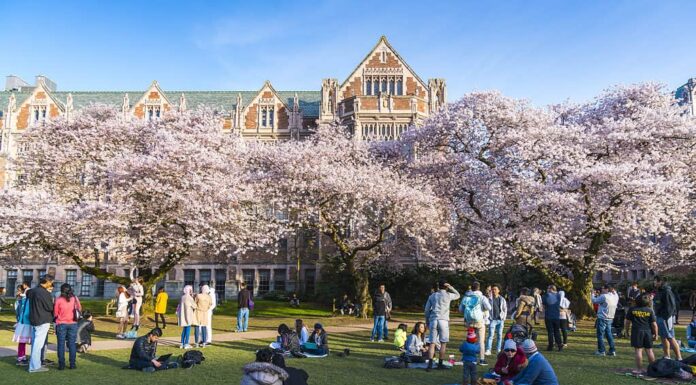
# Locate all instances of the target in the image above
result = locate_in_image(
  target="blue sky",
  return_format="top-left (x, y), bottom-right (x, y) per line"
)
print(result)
top-left (1, 0), bottom-right (694, 105)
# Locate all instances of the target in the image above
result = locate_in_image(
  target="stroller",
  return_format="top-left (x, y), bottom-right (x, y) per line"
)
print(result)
top-left (506, 318), bottom-right (537, 344)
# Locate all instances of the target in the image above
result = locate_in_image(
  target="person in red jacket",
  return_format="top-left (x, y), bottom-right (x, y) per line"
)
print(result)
top-left (493, 339), bottom-right (528, 382)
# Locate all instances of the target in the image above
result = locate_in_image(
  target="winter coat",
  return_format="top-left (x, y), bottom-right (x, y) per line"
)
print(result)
top-left (494, 347), bottom-right (528, 381)
top-left (177, 294), bottom-right (197, 327)
top-left (154, 292), bottom-right (168, 314)
top-left (195, 293), bottom-right (212, 327)
top-left (240, 362), bottom-right (288, 385)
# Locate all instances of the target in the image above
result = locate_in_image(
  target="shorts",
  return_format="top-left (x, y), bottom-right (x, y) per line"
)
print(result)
top-left (428, 319), bottom-right (450, 343)
top-left (630, 330), bottom-right (653, 349)
top-left (656, 317), bottom-right (674, 339)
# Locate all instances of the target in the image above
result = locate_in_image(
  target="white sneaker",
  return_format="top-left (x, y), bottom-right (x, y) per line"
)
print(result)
top-left (484, 350), bottom-right (492, 356)
top-left (378, 339), bottom-right (384, 343)
top-left (183, 344), bottom-right (192, 350)
top-left (370, 338), bottom-right (374, 342)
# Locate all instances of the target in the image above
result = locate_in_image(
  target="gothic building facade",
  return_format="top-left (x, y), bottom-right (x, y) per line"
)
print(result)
top-left (0, 36), bottom-right (446, 299)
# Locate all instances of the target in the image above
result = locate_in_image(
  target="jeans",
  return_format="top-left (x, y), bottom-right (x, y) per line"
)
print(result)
top-left (462, 361), bottom-right (477, 385)
top-left (180, 326), bottom-right (191, 346)
top-left (237, 308), bottom-right (249, 332)
top-left (56, 323), bottom-right (78, 368)
top-left (383, 317), bottom-right (389, 339)
top-left (545, 319), bottom-right (562, 349)
top-left (596, 318), bottom-right (615, 353)
top-left (129, 358), bottom-right (154, 370)
top-left (371, 315), bottom-right (386, 340)
top-left (486, 319), bottom-right (504, 352)
top-left (29, 323), bottom-right (50, 371)
top-left (194, 326), bottom-right (207, 344)
top-left (560, 319), bottom-right (569, 344)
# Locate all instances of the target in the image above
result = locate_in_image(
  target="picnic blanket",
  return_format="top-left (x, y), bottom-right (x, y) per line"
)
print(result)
top-left (612, 368), bottom-right (696, 384)
top-left (268, 342), bottom-right (327, 358)
top-left (408, 361), bottom-right (454, 370)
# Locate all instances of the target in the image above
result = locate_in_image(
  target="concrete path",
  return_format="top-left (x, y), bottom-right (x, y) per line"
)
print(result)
top-left (0, 323), bottom-right (374, 358)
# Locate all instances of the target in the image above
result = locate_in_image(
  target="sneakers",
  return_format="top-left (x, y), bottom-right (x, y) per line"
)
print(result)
top-left (180, 344), bottom-right (192, 350)
top-left (594, 351), bottom-right (606, 356)
top-left (478, 359), bottom-right (488, 366)
top-left (116, 334), bottom-right (125, 339)
top-left (608, 351), bottom-right (616, 357)
top-left (28, 367), bottom-right (50, 373)
top-left (484, 350), bottom-right (492, 356)
top-left (16, 360), bottom-right (28, 367)
top-left (370, 338), bottom-right (374, 342)
top-left (378, 339), bottom-right (384, 343)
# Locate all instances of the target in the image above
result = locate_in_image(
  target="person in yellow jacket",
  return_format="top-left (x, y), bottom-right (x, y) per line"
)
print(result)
top-left (154, 287), bottom-right (168, 329)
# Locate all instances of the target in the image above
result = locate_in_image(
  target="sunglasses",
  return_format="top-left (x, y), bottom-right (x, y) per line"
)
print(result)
top-left (504, 349), bottom-right (516, 353)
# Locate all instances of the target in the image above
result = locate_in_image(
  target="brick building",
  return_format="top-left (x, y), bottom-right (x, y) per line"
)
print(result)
top-left (0, 36), bottom-right (446, 299)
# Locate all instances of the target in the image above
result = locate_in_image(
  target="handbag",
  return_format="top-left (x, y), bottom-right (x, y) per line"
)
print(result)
top-left (73, 297), bottom-right (82, 322)
top-left (248, 298), bottom-right (255, 311)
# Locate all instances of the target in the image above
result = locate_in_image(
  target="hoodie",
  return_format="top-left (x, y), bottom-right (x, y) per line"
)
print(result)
top-left (240, 362), bottom-right (288, 385)
top-left (424, 287), bottom-right (461, 322)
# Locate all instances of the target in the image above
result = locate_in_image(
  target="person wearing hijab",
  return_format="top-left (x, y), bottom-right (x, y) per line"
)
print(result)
top-left (194, 285), bottom-right (212, 348)
top-left (204, 284), bottom-right (216, 345)
top-left (177, 285), bottom-right (197, 349)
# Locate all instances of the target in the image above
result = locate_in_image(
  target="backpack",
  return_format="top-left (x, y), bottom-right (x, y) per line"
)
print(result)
top-left (647, 358), bottom-right (689, 378)
top-left (383, 356), bottom-right (407, 369)
top-left (461, 294), bottom-right (483, 323)
top-left (181, 350), bottom-right (205, 369)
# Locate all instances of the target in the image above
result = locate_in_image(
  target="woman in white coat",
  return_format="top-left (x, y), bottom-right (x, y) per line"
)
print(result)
top-left (203, 284), bottom-right (217, 344)
top-left (177, 285), bottom-right (197, 349)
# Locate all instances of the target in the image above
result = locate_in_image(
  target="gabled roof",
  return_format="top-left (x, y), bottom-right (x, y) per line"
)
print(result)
top-left (340, 36), bottom-right (427, 88)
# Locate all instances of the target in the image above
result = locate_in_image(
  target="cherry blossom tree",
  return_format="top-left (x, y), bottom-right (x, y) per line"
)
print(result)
top-left (408, 85), bottom-right (696, 317)
top-left (0, 106), bottom-right (274, 301)
top-left (246, 125), bottom-right (450, 316)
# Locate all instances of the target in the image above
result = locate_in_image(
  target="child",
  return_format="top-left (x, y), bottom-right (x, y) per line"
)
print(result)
top-left (686, 314), bottom-right (696, 348)
top-left (460, 328), bottom-right (480, 385)
top-left (76, 310), bottom-right (95, 353)
top-left (12, 284), bottom-right (31, 366)
top-left (154, 286), bottom-right (168, 329)
top-left (394, 323), bottom-right (408, 350)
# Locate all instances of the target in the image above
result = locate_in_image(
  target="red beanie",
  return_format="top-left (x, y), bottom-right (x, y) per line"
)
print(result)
top-left (466, 328), bottom-right (477, 343)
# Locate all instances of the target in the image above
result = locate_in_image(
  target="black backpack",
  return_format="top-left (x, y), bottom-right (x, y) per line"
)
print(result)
top-left (383, 356), bottom-right (407, 369)
top-left (181, 350), bottom-right (205, 369)
top-left (647, 358), bottom-right (689, 378)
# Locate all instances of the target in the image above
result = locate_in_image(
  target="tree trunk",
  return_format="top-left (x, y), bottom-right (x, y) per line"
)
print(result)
top-left (141, 282), bottom-right (155, 313)
top-left (569, 271), bottom-right (595, 319)
top-left (354, 270), bottom-right (371, 319)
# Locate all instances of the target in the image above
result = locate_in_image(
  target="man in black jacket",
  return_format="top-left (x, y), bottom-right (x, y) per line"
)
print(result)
top-left (653, 276), bottom-right (682, 361)
top-left (237, 282), bottom-right (252, 332)
top-left (129, 328), bottom-right (163, 372)
top-left (26, 274), bottom-right (54, 373)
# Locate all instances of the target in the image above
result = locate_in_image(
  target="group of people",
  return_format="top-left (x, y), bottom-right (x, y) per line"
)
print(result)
top-left (10, 274), bottom-right (95, 373)
top-left (175, 283), bottom-right (216, 349)
top-left (273, 320), bottom-right (330, 356)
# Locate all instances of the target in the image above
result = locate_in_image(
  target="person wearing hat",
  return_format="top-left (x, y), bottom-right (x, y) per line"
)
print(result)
top-left (492, 339), bottom-right (528, 382)
top-left (128, 328), bottom-right (163, 372)
top-left (459, 328), bottom-right (480, 385)
top-left (301, 323), bottom-right (328, 355)
top-left (509, 339), bottom-right (558, 385)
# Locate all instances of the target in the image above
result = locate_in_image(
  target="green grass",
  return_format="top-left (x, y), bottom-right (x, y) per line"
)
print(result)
top-left (0, 301), bottom-right (692, 385)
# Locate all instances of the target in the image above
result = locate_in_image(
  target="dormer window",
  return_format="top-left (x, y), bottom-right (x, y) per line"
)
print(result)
top-left (147, 106), bottom-right (161, 121)
top-left (32, 106), bottom-right (48, 124)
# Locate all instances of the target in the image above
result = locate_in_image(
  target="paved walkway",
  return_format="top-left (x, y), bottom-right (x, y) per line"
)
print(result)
top-left (0, 323), bottom-right (375, 358)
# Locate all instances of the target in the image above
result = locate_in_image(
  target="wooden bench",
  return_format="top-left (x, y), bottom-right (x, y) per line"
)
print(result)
top-left (105, 298), bottom-right (116, 316)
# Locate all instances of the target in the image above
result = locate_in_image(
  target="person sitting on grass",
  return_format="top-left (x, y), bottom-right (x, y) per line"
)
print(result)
top-left (460, 328), bottom-right (480, 385)
top-left (490, 339), bottom-right (527, 382)
top-left (241, 348), bottom-right (288, 385)
top-left (290, 293), bottom-right (300, 308)
top-left (271, 352), bottom-right (309, 385)
top-left (687, 314), bottom-right (696, 348)
top-left (509, 339), bottom-right (558, 385)
top-left (301, 323), bottom-right (329, 355)
top-left (275, 323), bottom-right (300, 354)
top-left (295, 319), bottom-right (309, 345)
top-left (394, 323), bottom-right (408, 350)
top-left (128, 328), bottom-right (163, 373)
top-left (404, 322), bottom-right (429, 363)
top-left (76, 310), bottom-right (95, 353)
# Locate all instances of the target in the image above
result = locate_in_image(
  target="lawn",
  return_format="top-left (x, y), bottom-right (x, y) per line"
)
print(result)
top-left (0, 300), bottom-right (692, 385)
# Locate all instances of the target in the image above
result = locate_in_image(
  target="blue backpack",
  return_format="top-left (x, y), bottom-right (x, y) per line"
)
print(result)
top-left (460, 294), bottom-right (483, 323)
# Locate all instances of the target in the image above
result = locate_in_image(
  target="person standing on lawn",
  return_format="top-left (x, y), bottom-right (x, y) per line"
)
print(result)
top-left (652, 276), bottom-right (682, 361)
top-left (624, 294), bottom-right (658, 374)
top-left (486, 284), bottom-right (508, 356)
top-left (383, 285), bottom-right (393, 340)
top-left (177, 285), bottom-right (196, 349)
top-left (130, 277), bottom-right (144, 331)
top-left (460, 328), bottom-right (480, 385)
top-left (371, 285), bottom-right (388, 342)
top-left (53, 283), bottom-right (82, 370)
top-left (194, 285), bottom-right (212, 347)
top-left (206, 282), bottom-right (217, 344)
top-left (154, 286), bottom-right (168, 329)
top-left (13, 284), bottom-right (31, 366)
top-left (542, 285), bottom-right (564, 352)
top-left (424, 278), bottom-right (461, 372)
top-left (26, 274), bottom-right (55, 373)
top-left (237, 282), bottom-right (252, 332)
top-left (689, 289), bottom-right (696, 317)
top-left (461, 281), bottom-right (491, 366)
top-left (591, 284), bottom-right (618, 356)
top-left (532, 288), bottom-right (544, 326)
